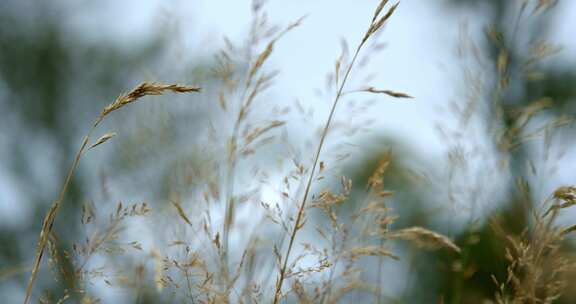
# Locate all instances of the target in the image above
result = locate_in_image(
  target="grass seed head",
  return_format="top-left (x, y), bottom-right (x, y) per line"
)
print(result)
top-left (102, 82), bottom-right (200, 118)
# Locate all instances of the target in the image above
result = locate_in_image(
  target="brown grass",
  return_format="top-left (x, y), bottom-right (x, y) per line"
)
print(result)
top-left (24, 82), bottom-right (199, 304)
top-left (273, 2), bottom-right (407, 302)
top-left (20, 1), bottom-right (576, 303)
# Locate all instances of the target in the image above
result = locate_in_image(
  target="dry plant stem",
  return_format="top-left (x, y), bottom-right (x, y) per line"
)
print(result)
top-left (320, 230), bottom-right (348, 304)
top-left (220, 63), bottom-right (252, 287)
top-left (377, 238), bottom-right (385, 303)
top-left (273, 41), bottom-right (365, 304)
top-left (185, 269), bottom-right (195, 304)
top-left (221, 109), bottom-right (240, 283)
top-left (24, 121), bottom-right (98, 304)
top-left (274, 4), bottom-right (400, 299)
top-left (75, 209), bottom-right (123, 275)
top-left (24, 83), bottom-right (199, 304)
top-left (221, 18), bottom-right (304, 289)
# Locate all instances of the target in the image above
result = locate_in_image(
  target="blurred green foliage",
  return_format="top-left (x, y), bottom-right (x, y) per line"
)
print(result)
top-left (398, 1), bottom-right (576, 303)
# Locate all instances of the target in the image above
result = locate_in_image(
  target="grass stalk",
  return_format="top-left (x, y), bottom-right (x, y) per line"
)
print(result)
top-left (273, 3), bottom-right (401, 300)
top-left (23, 82), bottom-right (199, 304)
top-left (273, 41), bottom-right (363, 304)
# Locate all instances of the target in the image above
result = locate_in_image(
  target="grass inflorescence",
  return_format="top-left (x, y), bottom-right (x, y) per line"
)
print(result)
top-left (22, 0), bottom-right (576, 303)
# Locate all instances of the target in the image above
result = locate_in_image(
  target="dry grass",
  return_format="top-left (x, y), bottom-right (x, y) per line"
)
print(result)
top-left (492, 184), bottom-right (576, 303)
top-left (272, 1), bottom-right (411, 302)
top-left (24, 82), bottom-right (200, 304)
top-left (21, 1), bottom-right (576, 303)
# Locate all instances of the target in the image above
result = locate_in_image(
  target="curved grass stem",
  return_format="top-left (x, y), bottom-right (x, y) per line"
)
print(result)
top-left (23, 82), bottom-right (199, 304)
top-left (273, 42), bottom-right (364, 304)
top-left (273, 3), bottom-right (401, 302)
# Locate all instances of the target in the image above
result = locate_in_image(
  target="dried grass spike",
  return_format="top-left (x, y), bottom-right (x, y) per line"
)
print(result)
top-left (249, 43), bottom-right (274, 82)
top-left (560, 224), bottom-right (576, 236)
top-left (170, 200), bottom-right (193, 227)
top-left (544, 186), bottom-right (576, 217)
top-left (248, 16), bottom-right (305, 84)
top-left (372, 0), bottom-right (390, 23)
top-left (102, 82), bottom-right (200, 117)
top-left (365, 87), bottom-right (413, 98)
top-left (350, 246), bottom-right (399, 260)
top-left (367, 150), bottom-right (392, 191)
top-left (366, 2), bottom-right (400, 41)
top-left (244, 120), bottom-right (285, 145)
top-left (89, 132), bottom-right (116, 150)
top-left (390, 227), bottom-right (461, 253)
top-left (554, 186), bottom-right (576, 203)
top-left (24, 82), bottom-right (200, 304)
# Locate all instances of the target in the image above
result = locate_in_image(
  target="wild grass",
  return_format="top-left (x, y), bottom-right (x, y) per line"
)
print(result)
top-left (21, 0), bottom-right (576, 303)
top-left (24, 83), bottom-right (200, 304)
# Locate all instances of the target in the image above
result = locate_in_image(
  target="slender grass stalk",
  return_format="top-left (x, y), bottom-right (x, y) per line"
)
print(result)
top-left (273, 42), bottom-right (362, 304)
top-left (24, 130), bottom-right (91, 304)
top-left (377, 238), bottom-right (385, 303)
top-left (273, 3), bottom-right (400, 302)
top-left (220, 16), bottom-right (304, 297)
top-left (24, 82), bottom-right (199, 304)
top-left (319, 229), bottom-right (348, 304)
top-left (220, 94), bottom-right (246, 288)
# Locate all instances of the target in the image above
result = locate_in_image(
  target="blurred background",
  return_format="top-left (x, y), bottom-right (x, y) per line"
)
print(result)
top-left (1, 0), bottom-right (575, 303)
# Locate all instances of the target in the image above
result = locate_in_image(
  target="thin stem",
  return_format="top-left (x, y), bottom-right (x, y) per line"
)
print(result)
top-left (273, 42), bottom-right (365, 304)
top-left (24, 82), bottom-right (198, 304)
top-left (320, 227), bottom-right (348, 304)
top-left (24, 121), bottom-right (98, 304)
top-left (75, 213), bottom-right (121, 275)
top-left (221, 66), bottom-right (252, 288)
top-left (377, 238), bottom-right (384, 303)
top-left (221, 119), bottom-right (240, 281)
top-left (185, 269), bottom-right (196, 304)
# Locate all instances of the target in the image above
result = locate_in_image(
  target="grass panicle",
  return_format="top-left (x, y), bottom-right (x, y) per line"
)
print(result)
top-left (19, 1), bottom-right (576, 303)
top-left (273, 1), bottom-right (405, 302)
top-left (24, 82), bottom-right (199, 304)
